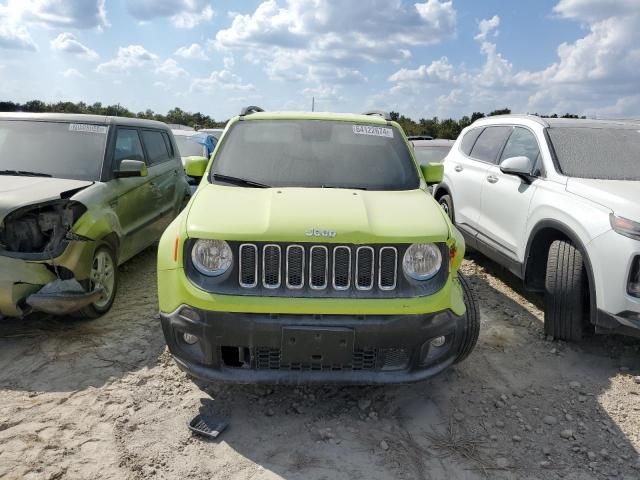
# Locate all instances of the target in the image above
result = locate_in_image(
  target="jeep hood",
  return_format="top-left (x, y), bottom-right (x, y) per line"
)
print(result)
top-left (566, 178), bottom-right (640, 221)
top-left (186, 186), bottom-right (449, 243)
top-left (0, 176), bottom-right (93, 223)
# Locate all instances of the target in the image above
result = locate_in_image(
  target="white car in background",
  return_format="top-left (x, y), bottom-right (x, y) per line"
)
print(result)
top-left (434, 115), bottom-right (640, 341)
top-left (171, 129), bottom-right (217, 166)
top-left (172, 129), bottom-right (218, 193)
top-left (198, 128), bottom-right (224, 141)
top-left (410, 138), bottom-right (455, 165)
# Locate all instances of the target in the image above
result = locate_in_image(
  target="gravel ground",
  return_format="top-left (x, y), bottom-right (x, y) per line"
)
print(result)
top-left (1, 247), bottom-right (639, 480)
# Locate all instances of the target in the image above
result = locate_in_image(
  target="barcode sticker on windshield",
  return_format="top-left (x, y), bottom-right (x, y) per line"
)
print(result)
top-left (353, 125), bottom-right (393, 138)
top-left (69, 124), bottom-right (108, 134)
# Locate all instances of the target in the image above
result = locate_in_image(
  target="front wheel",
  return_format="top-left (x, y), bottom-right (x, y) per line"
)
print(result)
top-left (438, 194), bottom-right (454, 222)
top-left (454, 274), bottom-right (480, 363)
top-left (544, 239), bottom-right (587, 341)
top-left (74, 246), bottom-right (118, 319)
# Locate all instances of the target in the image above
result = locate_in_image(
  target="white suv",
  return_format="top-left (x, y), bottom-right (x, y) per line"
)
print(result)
top-left (434, 115), bottom-right (640, 340)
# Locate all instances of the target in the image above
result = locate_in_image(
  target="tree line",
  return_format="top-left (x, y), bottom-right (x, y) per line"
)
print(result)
top-left (0, 100), bottom-right (226, 129)
top-left (0, 99), bottom-right (585, 139)
top-left (390, 109), bottom-right (586, 139)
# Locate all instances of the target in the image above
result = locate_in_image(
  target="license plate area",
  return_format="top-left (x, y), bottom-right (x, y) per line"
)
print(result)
top-left (281, 327), bottom-right (354, 365)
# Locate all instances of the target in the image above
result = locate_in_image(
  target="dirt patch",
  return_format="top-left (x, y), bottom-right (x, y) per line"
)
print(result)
top-left (1, 248), bottom-right (639, 479)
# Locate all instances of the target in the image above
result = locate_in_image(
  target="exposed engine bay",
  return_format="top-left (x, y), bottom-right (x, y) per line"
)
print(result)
top-left (0, 200), bottom-right (87, 257)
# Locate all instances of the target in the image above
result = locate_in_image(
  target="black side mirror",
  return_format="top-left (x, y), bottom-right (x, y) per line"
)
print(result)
top-left (114, 159), bottom-right (148, 178)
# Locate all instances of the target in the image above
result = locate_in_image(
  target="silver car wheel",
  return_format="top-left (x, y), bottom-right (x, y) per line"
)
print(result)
top-left (90, 249), bottom-right (116, 309)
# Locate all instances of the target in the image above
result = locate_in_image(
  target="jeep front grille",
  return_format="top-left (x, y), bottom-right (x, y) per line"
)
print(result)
top-left (239, 243), bottom-right (398, 293)
top-left (186, 240), bottom-right (449, 299)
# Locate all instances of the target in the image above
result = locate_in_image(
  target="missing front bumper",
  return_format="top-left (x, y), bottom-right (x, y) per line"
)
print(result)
top-left (26, 279), bottom-right (103, 316)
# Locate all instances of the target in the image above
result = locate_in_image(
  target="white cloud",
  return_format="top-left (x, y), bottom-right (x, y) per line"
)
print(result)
top-left (61, 68), bottom-right (85, 78)
top-left (552, 0), bottom-right (639, 22)
top-left (223, 55), bottom-right (235, 69)
top-left (174, 43), bottom-right (208, 60)
top-left (514, 1), bottom-right (640, 114)
top-left (126, 0), bottom-right (214, 28)
top-left (191, 69), bottom-right (255, 93)
top-left (96, 45), bottom-right (158, 73)
top-left (384, 3), bottom-right (640, 119)
top-left (388, 56), bottom-right (454, 83)
top-left (475, 39), bottom-right (513, 88)
top-left (50, 32), bottom-right (99, 60)
top-left (215, 0), bottom-right (456, 84)
top-left (474, 15), bottom-right (499, 41)
top-left (155, 58), bottom-right (188, 78)
top-left (0, 23), bottom-right (37, 51)
top-left (302, 85), bottom-right (344, 104)
top-left (172, 6), bottom-right (214, 28)
top-left (0, 0), bottom-right (109, 29)
top-left (153, 80), bottom-right (170, 91)
top-left (0, 0), bottom-right (108, 52)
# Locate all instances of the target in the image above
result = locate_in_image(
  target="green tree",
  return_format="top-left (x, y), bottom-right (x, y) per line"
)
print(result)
top-left (488, 108), bottom-right (511, 116)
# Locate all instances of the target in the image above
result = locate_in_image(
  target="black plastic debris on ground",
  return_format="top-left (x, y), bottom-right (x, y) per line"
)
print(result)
top-left (188, 413), bottom-right (228, 439)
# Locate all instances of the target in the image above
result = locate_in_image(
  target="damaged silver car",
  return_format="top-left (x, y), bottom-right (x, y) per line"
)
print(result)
top-left (0, 113), bottom-right (190, 318)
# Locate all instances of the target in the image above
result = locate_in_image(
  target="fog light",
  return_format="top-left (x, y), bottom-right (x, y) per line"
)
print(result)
top-left (183, 332), bottom-right (198, 345)
top-left (431, 336), bottom-right (446, 347)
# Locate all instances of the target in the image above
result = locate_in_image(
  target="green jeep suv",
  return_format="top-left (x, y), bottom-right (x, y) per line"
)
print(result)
top-left (158, 108), bottom-right (479, 384)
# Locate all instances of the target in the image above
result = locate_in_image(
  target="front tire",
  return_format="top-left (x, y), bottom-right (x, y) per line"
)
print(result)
top-left (454, 274), bottom-right (480, 363)
top-left (544, 240), bottom-right (587, 341)
top-left (438, 194), bottom-right (454, 222)
top-left (74, 246), bottom-right (118, 319)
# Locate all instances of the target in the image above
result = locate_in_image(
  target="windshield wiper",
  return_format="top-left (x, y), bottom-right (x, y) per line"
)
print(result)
top-left (0, 170), bottom-right (52, 178)
top-left (321, 185), bottom-right (368, 190)
top-left (213, 173), bottom-right (270, 188)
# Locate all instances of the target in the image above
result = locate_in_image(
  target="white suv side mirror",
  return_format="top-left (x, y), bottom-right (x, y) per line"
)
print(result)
top-left (500, 156), bottom-right (533, 177)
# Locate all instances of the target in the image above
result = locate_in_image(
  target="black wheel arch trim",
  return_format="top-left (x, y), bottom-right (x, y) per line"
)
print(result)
top-left (524, 219), bottom-right (598, 325)
top-left (433, 182), bottom-right (450, 198)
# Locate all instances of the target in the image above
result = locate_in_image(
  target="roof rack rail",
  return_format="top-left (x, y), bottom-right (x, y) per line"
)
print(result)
top-left (240, 106), bottom-right (264, 116)
top-left (362, 110), bottom-right (392, 121)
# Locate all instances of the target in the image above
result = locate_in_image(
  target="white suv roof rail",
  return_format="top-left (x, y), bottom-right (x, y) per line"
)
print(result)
top-left (483, 114), bottom-right (549, 127)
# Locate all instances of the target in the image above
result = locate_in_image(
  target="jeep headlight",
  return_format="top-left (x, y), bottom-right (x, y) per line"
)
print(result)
top-left (403, 243), bottom-right (442, 280)
top-left (191, 239), bottom-right (233, 276)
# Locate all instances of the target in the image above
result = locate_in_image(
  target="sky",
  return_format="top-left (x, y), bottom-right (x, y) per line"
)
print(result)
top-left (0, 0), bottom-right (639, 121)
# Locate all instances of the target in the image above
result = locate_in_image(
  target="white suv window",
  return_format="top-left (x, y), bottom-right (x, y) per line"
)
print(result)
top-left (499, 127), bottom-right (540, 164)
top-left (460, 127), bottom-right (484, 156)
top-left (469, 126), bottom-right (511, 163)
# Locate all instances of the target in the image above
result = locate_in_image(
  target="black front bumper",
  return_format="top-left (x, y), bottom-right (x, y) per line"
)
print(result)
top-left (160, 307), bottom-right (467, 385)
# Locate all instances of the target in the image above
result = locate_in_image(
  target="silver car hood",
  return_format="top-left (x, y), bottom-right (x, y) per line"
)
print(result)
top-left (0, 176), bottom-right (93, 223)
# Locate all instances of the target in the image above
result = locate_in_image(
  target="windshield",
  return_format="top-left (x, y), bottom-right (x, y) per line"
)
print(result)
top-left (211, 120), bottom-right (419, 190)
top-left (0, 120), bottom-right (107, 181)
top-left (548, 126), bottom-right (640, 180)
top-left (414, 146), bottom-right (451, 165)
top-left (175, 135), bottom-right (207, 157)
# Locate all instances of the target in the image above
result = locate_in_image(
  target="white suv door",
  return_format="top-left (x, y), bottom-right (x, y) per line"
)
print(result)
top-left (448, 126), bottom-right (511, 232)
top-left (477, 126), bottom-right (541, 259)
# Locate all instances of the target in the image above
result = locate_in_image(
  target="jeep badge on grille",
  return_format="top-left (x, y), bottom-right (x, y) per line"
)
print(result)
top-left (305, 228), bottom-right (337, 238)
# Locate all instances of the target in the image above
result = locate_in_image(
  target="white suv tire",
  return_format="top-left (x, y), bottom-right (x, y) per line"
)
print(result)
top-left (544, 240), bottom-right (588, 341)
